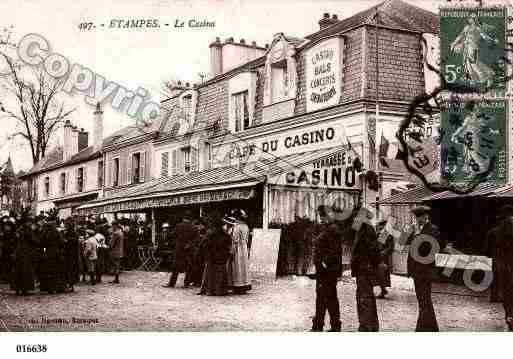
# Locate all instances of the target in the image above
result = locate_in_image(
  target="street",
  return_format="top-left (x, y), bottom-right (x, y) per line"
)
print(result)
top-left (0, 271), bottom-right (507, 331)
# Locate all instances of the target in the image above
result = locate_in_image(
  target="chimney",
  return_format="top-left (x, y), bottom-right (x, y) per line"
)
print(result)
top-left (93, 102), bottom-right (103, 149)
top-left (209, 37), bottom-right (223, 77)
top-left (72, 126), bottom-right (79, 155)
top-left (319, 12), bottom-right (339, 30)
top-left (78, 128), bottom-right (89, 152)
top-left (63, 120), bottom-right (73, 161)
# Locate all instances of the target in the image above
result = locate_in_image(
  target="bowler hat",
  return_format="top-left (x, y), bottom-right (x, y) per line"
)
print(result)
top-left (85, 229), bottom-right (95, 235)
top-left (411, 205), bottom-right (431, 217)
top-left (222, 215), bottom-right (237, 225)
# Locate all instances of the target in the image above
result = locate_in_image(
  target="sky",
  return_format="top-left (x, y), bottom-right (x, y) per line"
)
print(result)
top-left (0, 0), bottom-right (444, 172)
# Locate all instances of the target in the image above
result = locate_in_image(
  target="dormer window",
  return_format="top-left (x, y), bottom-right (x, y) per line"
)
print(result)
top-left (177, 90), bottom-right (197, 136)
top-left (228, 72), bottom-right (256, 133)
top-left (271, 60), bottom-right (289, 103)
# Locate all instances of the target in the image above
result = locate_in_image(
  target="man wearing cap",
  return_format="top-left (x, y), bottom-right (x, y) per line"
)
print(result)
top-left (407, 205), bottom-right (445, 332)
top-left (311, 205), bottom-right (343, 332)
top-left (488, 204), bottom-right (513, 331)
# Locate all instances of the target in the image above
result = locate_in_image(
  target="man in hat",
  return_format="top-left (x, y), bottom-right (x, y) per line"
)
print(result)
top-left (350, 206), bottom-right (380, 331)
top-left (84, 228), bottom-right (98, 285)
top-left (375, 220), bottom-right (394, 299)
top-left (488, 204), bottom-right (513, 331)
top-left (109, 221), bottom-right (125, 284)
top-left (163, 210), bottom-right (198, 288)
top-left (406, 205), bottom-right (445, 332)
top-left (311, 205), bottom-right (343, 332)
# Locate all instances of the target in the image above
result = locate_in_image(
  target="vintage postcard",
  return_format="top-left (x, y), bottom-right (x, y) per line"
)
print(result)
top-left (1, 2), bottom-right (513, 352)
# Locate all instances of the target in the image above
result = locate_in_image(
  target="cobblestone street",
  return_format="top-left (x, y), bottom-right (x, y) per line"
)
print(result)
top-left (0, 271), bottom-right (508, 332)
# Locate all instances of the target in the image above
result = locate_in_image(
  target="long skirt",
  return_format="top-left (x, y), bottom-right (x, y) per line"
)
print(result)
top-left (356, 276), bottom-right (379, 331)
top-left (39, 254), bottom-right (66, 293)
top-left (206, 262), bottom-right (228, 296)
top-left (231, 243), bottom-right (250, 290)
top-left (13, 254), bottom-right (35, 293)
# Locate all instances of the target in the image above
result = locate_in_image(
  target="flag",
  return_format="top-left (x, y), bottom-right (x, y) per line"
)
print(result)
top-left (378, 133), bottom-right (390, 168)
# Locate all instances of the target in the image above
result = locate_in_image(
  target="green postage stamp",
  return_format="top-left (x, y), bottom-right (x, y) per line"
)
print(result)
top-left (441, 100), bottom-right (506, 184)
top-left (440, 6), bottom-right (506, 92)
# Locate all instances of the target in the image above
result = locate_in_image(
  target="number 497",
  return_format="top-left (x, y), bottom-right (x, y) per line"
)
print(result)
top-left (78, 22), bottom-right (94, 30)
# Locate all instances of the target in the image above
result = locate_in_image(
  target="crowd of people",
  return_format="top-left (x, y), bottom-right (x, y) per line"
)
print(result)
top-left (160, 208), bottom-right (252, 296)
top-left (0, 211), bottom-right (129, 295)
top-left (1, 201), bottom-right (512, 332)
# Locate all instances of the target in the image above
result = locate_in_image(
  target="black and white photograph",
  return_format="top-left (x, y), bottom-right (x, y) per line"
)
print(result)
top-left (0, 0), bottom-right (512, 356)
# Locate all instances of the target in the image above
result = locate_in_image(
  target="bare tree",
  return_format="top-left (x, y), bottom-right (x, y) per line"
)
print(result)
top-left (0, 52), bottom-right (75, 165)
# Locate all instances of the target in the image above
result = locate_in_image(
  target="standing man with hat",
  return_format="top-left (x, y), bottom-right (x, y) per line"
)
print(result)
top-left (407, 205), bottom-right (445, 331)
top-left (311, 205), bottom-right (343, 332)
top-left (84, 228), bottom-right (99, 285)
top-left (110, 221), bottom-right (125, 284)
top-left (163, 210), bottom-right (198, 288)
top-left (488, 204), bottom-right (513, 331)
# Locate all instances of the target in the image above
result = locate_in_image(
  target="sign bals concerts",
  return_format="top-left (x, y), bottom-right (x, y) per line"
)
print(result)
top-left (305, 36), bottom-right (343, 112)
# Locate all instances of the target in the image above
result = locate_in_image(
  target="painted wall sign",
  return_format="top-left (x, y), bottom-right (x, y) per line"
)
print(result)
top-left (269, 149), bottom-right (360, 190)
top-left (305, 37), bottom-right (343, 112)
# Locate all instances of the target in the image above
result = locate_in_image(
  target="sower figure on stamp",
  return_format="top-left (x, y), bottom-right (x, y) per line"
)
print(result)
top-left (163, 211), bottom-right (198, 288)
top-left (406, 205), bottom-right (446, 332)
top-left (310, 205), bottom-right (342, 332)
top-left (350, 207), bottom-right (380, 332)
top-left (488, 204), bottom-right (513, 331)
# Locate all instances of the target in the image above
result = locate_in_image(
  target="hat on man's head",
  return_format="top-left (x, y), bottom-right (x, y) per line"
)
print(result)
top-left (162, 222), bottom-right (170, 228)
top-left (222, 215), bottom-right (237, 225)
top-left (411, 205), bottom-right (431, 217)
top-left (85, 229), bottom-right (95, 235)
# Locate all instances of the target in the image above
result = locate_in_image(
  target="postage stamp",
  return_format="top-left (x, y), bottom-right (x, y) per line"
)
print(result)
top-left (440, 99), bottom-right (507, 183)
top-left (440, 6), bottom-right (506, 93)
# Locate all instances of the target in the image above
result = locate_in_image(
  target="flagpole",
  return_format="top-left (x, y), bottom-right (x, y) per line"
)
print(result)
top-left (375, 8), bottom-right (380, 169)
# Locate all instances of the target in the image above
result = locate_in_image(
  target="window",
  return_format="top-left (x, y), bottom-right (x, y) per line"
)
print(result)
top-left (232, 91), bottom-right (250, 133)
top-left (170, 149), bottom-right (178, 176)
top-left (183, 148), bottom-right (191, 173)
top-left (271, 61), bottom-right (289, 103)
top-left (132, 153), bottom-right (141, 183)
top-left (161, 152), bottom-right (169, 177)
top-left (77, 167), bottom-right (84, 192)
top-left (44, 176), bottom-right (50, 197)
top-left (97, 161), bottom-right (104, 187)
top-left (60, 172), bottom-right (66, 194)
top-left (182, 94), bottom-right (192, 122)
top-left (112, 158), bottom-right (119, 187)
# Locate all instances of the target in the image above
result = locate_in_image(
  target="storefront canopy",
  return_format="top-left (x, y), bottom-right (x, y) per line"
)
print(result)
top-left (76, 146), bottom-right (357, 215)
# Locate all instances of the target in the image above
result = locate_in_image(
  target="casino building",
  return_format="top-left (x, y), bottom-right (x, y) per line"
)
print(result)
top-left (73, 0), bottom-right (439, 249)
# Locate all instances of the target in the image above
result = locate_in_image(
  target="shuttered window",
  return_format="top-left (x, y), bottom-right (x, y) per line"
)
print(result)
top-left (161, 152), bottom-right (169, 177)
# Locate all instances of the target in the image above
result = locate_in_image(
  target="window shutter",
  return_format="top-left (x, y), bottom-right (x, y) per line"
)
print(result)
top-left (171, 150), bottom-right (178, 175)
top-left (75, 168), bottom-right (79, 192)
top-left (161, 152), bottom-right (169, 177)
top-left (140, 151), bottom-right (146, 183)
top-left (65, 173), bottom-right (69, 194)
top-left (127, 154), bottom-right (132, 185)
top-left (83, 167), bottom-right (87, 191)
top-left (110, 160), bottom-right (114, 187)
top-left (191, 147), bottom-right (198, 172)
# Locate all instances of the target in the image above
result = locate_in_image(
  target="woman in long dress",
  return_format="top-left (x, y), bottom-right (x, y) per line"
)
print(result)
top-left (13, 218), bottom-right (38, 295)
top-left (230, 210), bottom-right (251, 294)
top-left (205, 217), bottom-right (232, 296)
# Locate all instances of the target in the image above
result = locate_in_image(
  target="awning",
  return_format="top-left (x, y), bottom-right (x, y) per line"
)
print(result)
top-left (76, 146), bottom-right (357, 215)
top-left (421, 183), bottom-right (504, 201)
top-left (53, 191), bottom-right (99, 210)
top-left (377, 186), bottom-right (435, 205)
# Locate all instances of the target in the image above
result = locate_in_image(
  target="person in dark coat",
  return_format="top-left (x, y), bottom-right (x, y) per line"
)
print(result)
top-left (13, 217), bottom-right (38, 295)
top-left (311, 205), bottom-right (343, 332)
top-left (350, 207), bottom-right (380, 332)
top-left (375, 220), bottom-right (395, 299)
top-left (190, 219), bottom-right (208, 287)
top-left (39, 220), bottom-right (67, 294)
top-left (109, 221), bottom-right (125, 284)
top-left (163, 212), bottom-right (198, 288)
top-left (1, 218), bottom-right (17, 284)
top-left (204, 216), bottom-right (233, 296)
top-left (489, 204), bottom-right (513, 331)
top-left (63, 218), bottom-right (80, 292)
top-left (406, 205), bottom-right (446, 332)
